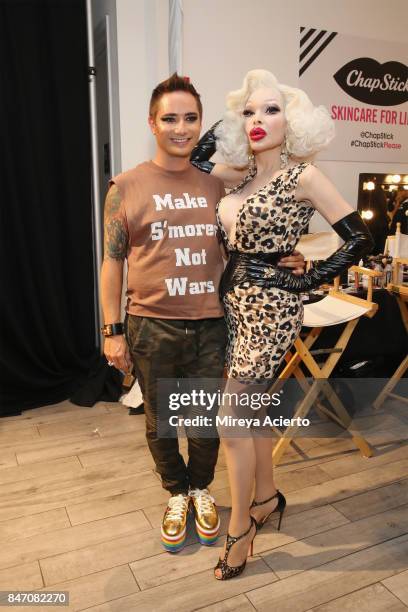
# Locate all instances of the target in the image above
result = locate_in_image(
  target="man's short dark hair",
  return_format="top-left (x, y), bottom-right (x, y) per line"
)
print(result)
top-left (149, 73), bottom-right (203, 118)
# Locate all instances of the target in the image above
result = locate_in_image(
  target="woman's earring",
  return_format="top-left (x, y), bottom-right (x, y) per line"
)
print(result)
top-left (248, 151), bottom-right (256, 176)
top-left (280, 140), bottom-right (289, 170)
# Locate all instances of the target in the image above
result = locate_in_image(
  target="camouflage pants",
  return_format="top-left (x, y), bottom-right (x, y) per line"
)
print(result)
top-left (125, 315), bottom-right (227, 494)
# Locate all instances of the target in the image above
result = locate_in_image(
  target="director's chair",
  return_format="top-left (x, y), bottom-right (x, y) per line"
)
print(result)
top-left (270, 231), bottom-right (381, 466)
top-left (373, 223), bottom-right (408, 411)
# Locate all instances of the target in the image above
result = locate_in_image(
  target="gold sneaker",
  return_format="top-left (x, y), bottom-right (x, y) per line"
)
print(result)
top-left (161, 493), bottom-right (190, 553)
top-left (189, 488), bottom-right (220, 545)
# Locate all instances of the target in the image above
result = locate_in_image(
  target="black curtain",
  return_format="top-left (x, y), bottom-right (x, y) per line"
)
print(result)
top-left (0, 0), bottom-right (98, 415)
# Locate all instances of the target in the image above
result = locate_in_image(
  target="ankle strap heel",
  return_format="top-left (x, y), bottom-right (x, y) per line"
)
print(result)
top-left (250, 490), bottom-right (286, 531)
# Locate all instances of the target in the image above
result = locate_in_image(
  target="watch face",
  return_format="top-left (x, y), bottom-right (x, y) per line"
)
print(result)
top-left (101, 325), bottom-right (112, 337)
top-left (102, 323), bottom-right (123, 336)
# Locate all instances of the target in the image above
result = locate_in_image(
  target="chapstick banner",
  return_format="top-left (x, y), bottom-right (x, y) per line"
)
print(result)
top-left (299, 27), bottom-right (408, 162)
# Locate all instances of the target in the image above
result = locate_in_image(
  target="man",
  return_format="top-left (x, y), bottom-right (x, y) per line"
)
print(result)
top-left (101, 73), bottom-right (304, 552)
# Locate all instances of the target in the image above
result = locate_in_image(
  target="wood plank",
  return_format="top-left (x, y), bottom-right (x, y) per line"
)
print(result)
top-left (0, 426), bottom-right (40, 446)
top-left (40, 564), bottom-right (140, 611)
top-left (66, 482), bottom-right (169, 525)
top-left (318, 441), bottom-right (408, 480)
top-left (333, 478), bottom-right (408, 522)
top-left (0, 561), bottom-right (43, 590)
top-left (0, 511), bottom-right (150, 572)
top-left (40, 512), bottom-right (234, 588)
top-left (0, 452), bottom-right (18, 470)
top-left (0, 400), bottom-right (81, 421)
top-left (80, 450), bottom-right (155, 473)
top-left (276, 465), bottom-right (333, 492)
top-left (40, 528), bottom-right (162, 585)
top-left (281, 458), bottom-right (408, 518)
top-left (209, 461), bottom-right (331, 493)
top-left (196, 594), bottom-right (255, 612)
top-left (103, 402), bottom-right (129, 414)
top-left (0, 508), bottom-right (70, 543)
top-left (272, 439), bottom-right (358, 475)
top-left (130, 540), bottom-right (226, 590)
top-left (0, 456), bottom-right (81, 486)
top-left (0, 458), bottom-right (157, 500)
top-left (382, 570), bottom-right (408, 606)
top-left (261, 504), bottom-right (408, 578)
top-left (211, 463), bottom-right (332, 505)
top-left (309, 583), bottom-right (407, 612)
top-left (0, 470), bottom-right (159, 523)
top-left (98, 414), bottom-right (147, 437)
top-left (246, 534), bottom-right (408, 612)
top-left (294, 414), bottom-right (406, 450)
top-left (78, 558), bottom-right (277, 612)
top-left (14, 430), bottom-right (145, 465)
top-left (1, 400), bottom-right (110, 422)
top-left (78, 442), bottom-right (153, 468)
top-left (37, 413), bottom-right (145, 439)
top-left (253, 505), bottom-right (349, 556)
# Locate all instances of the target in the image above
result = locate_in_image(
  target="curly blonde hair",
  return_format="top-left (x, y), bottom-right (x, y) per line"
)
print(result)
top-left (214, 69), bottom-right (335, 166)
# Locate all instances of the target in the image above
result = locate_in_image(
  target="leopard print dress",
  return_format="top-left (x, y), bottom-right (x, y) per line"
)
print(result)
top-left (217, 163), bottom-right (315, 381)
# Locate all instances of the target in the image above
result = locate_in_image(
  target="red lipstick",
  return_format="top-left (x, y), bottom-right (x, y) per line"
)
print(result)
top-left (249, 127), bottom-right (266, 141)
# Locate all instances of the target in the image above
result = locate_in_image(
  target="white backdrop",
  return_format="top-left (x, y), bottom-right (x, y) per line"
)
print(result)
top-left (112, 0), bottom-right (408, 230)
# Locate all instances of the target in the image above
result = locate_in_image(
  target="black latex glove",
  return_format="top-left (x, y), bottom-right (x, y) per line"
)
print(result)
top-left (190, 120), bottom-right (222, 173)
top-left (243, 211), bottom-right (374, 293)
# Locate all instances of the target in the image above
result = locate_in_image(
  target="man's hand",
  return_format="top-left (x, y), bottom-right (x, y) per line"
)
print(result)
top-left (104, 335), bottom-right (132, 372)
top-left (279, 250), bottom-right (305, 276)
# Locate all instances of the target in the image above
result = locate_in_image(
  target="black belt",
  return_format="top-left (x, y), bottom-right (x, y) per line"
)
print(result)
top-left (219, 250), bottom-right (292, 300)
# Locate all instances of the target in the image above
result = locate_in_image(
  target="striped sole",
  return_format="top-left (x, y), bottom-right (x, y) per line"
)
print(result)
top-left (161, 525), bottom-right (187, 553)
top-left (195, 517), bottom-right (220, 546)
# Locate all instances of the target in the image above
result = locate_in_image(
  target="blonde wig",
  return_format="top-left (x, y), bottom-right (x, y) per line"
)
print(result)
top-left (214, 69), bottom-right (335, 166)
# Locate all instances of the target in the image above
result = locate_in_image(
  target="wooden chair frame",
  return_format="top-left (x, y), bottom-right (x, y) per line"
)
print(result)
top-left (269, 267), bottom-right (381, 466)
top-left (372, 256), bottom-right (408, 411)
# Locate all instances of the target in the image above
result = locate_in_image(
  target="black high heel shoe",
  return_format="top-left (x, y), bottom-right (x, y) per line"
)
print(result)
top-left (214, 516), bottom-right (257, 580)
top-left (250, 490), bottom-right (286, 531)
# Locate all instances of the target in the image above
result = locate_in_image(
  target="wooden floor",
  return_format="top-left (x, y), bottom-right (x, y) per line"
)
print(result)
top-left (1, 396), bottom-right (408, 612)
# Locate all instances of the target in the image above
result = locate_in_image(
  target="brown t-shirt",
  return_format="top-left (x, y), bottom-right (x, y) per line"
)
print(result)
top-left (110, 161), bottom-right (226, 319)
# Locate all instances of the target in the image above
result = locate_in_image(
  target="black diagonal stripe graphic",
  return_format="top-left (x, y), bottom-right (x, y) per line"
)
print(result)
top-left (300, 30), bottom-right (327, 62)
top-left (300, 28), bottom-right (316, 47)
top-left (299, 31), bottom-right (338, 76)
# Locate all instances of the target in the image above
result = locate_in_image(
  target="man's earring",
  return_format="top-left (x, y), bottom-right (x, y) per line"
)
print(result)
top-left (280, 140), bottom-right (289, 170)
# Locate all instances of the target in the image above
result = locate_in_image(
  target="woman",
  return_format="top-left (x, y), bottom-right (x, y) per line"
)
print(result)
top-left (191, 69), bottom-right (373, 580)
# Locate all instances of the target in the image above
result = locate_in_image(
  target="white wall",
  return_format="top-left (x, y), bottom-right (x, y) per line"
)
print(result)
top-left (114, 0), bottom-right (408, 229)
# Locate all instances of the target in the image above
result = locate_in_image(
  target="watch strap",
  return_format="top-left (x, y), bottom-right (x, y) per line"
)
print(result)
top-left (101, 322), bottom-right (124, 337)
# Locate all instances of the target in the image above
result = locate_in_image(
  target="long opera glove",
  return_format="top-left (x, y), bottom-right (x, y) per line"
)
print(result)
top-left (190, 121), bottom-right (222, 173)
top-left (242, 211), bottom-right (374, 293)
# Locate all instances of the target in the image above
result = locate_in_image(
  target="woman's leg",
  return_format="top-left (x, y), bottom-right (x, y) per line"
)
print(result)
top-left (251, 436), bottom-right (280, 523)
top-left (215, 380), bottom-right (257, 577)
top-left (214, 436), bottom-right (256, 578)
top-left (224, 436), bottom-right (255, 534)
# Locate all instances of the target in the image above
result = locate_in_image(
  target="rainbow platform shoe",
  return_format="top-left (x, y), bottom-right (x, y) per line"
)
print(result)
top-left (189, 488), bottom-right (220, 546)
top-left (161, 493), bottom-right (190, 553)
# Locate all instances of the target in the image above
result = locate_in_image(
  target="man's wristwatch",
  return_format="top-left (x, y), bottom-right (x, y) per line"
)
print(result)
top-left (101, 322), bottom-right (124, 337)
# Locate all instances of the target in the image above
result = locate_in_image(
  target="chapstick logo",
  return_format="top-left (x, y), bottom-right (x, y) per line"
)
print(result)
top-left (334, 58), bottom-right (408, 106)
